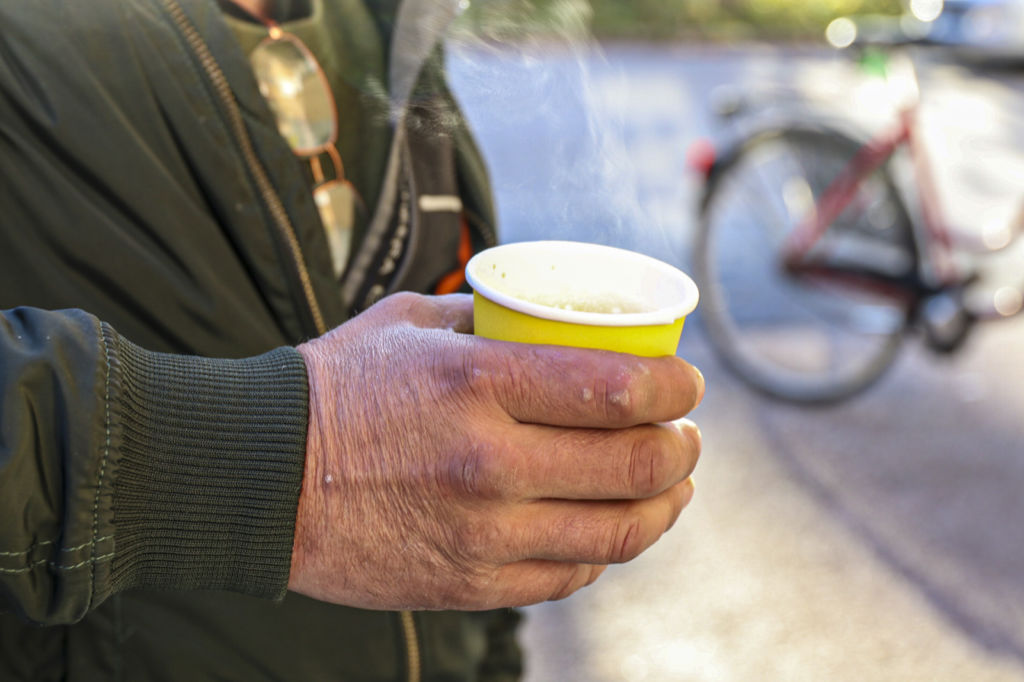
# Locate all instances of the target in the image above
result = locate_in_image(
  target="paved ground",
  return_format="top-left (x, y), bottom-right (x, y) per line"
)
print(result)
top-left (448, 41), bottom-right (1024, 681)
top-left (519, 314), bottom-right (1024, 682)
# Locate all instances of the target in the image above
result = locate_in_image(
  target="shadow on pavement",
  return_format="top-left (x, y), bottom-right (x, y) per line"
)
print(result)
top-left (750, 319), bottom-right (1024, 665)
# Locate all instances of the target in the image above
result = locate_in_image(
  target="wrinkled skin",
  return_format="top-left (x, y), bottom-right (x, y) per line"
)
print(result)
top-left (290, 293), bottom-right (704, 611)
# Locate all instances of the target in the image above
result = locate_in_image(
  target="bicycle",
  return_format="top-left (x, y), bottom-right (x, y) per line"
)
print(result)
top-left (688, 35), bottom-right (1024, 405)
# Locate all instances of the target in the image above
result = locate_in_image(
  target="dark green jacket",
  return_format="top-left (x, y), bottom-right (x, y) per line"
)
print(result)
top-left (0, 1), bottom-right (518, 680)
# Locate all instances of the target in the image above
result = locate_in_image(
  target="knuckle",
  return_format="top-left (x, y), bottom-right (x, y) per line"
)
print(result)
top-left (626, 433), bottom-right (667, 498)
top-left (432, 344), bottom-right (488, 403)
top-left (590, 377), bottom-right (611, 420)
top-left (487, 345), bottom-right (552, 420)
top-left (456, 447), bottom-right (487, 498)
top-left (609, 513), bottom-right (646, 564)
top-left (501, 349), bottom-right (537, 408)
top-left (598, 376), bottom-right (640, 424)
top-left (445, 444), bottom-right (505, 500)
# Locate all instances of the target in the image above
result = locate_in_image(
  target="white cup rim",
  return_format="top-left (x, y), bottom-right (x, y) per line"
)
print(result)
top-left (466, 241), bottom-right (700, 327)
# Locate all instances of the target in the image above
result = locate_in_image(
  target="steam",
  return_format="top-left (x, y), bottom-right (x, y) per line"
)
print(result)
top-left (445, 0), bottom-right (686, 263)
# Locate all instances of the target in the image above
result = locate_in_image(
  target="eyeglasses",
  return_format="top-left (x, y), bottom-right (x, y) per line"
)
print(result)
top-left (247, 19), bottom-right (362, 278)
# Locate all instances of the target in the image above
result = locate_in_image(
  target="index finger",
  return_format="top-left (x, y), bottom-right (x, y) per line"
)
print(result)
top-left (469, 340), bottom-right (705, 428)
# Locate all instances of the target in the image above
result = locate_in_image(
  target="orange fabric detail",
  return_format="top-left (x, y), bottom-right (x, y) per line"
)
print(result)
top-left (434, 216), bottom-right (474, 295)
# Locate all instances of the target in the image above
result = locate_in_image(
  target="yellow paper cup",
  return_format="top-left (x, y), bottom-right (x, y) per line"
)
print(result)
top-left (465, 241), bottom-right (700, 357)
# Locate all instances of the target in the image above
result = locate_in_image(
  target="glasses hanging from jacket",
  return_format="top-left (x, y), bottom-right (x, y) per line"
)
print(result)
top-left (230, 0), bottom-right (363, 279)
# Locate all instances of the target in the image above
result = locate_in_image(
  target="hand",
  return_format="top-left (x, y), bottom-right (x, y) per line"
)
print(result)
top-left (290, 292), bottom-right (704, 611)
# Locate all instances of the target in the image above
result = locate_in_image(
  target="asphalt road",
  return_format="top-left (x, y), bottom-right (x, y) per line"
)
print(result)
top-left (449, 41), bottom-right (1024, 681)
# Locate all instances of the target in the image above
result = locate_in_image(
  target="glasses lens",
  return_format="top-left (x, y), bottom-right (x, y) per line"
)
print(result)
top-left (314, 181), bottom-right (357, 277)
top-left (250, 37), bottom-right (336, 154)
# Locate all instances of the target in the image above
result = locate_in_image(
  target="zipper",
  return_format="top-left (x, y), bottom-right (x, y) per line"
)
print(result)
top-left (162, 0), bottom-right (327, 337)
top-left (400, 610), bottom-right (421, 682)
top-left (162, 5), bottom-right (421, 680)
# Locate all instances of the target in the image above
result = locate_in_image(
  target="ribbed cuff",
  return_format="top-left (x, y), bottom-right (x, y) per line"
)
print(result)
top-left (107, 334), bottom-right (308, 600)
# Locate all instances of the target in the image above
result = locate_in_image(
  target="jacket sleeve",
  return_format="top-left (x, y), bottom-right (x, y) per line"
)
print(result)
top-left (0, 307), bottom-right (309, 626)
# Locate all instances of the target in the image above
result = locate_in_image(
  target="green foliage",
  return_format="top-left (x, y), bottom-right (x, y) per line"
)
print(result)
top-left (458, 0), bottom-right (906, 42)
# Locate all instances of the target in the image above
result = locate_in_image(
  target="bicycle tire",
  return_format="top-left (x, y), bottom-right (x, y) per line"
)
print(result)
top-left (694, 126), bottom-right (918, 404)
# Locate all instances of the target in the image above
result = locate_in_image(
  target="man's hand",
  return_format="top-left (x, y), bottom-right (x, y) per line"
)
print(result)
top-left (290, 292), bottom-right (704, 611)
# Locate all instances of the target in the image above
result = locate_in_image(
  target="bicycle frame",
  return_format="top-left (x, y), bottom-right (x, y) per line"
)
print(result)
top-left (689, 44), bottom-right (1024, 402)
top-left (780, 100), bottom-right (962, 295)
top-left (692, 46), bottom-right (1024, 324)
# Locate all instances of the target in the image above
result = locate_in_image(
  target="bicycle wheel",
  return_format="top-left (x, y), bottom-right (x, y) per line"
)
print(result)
top-left (694, 127), bottom-right (918, 404)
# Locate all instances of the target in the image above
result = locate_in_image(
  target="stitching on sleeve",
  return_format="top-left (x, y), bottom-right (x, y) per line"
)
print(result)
top-left (88, 323), bottom-right (115, 609)
top-left (64, 536), bottom-right (113, 553)
top-left (0, 540), bottom-right (54, 557)
top-left (0, 535), bottom-right (115, 559)
top-left (0, 552), bottom-right (117, 575)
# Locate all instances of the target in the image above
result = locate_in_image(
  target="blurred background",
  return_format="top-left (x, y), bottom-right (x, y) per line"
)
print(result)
top-left (444, 1), bottom-right (1024, 680)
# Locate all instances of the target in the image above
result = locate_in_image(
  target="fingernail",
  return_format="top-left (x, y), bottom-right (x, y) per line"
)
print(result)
top-left (693, 366), bottom-right (706, 406)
